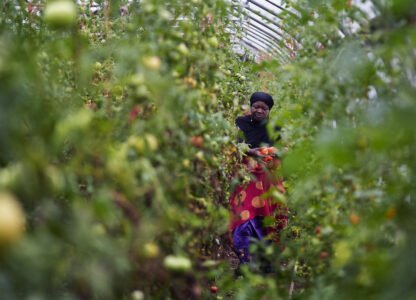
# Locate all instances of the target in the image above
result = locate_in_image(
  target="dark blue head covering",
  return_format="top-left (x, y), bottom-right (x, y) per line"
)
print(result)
top-left (250, 92), bottom-right (274, 109)
top-left (249, 92), bottom-right (274, 110)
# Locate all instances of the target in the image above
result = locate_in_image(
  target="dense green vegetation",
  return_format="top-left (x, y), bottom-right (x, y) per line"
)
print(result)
top-left (0, 0), bottom-right (415, 299)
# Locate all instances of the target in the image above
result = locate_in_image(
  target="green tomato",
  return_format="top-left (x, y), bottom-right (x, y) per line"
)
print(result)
top-left (44, 0), bottom-right (77, 29)
top-left (208, 36), bottom-right (219, 48)
top-left (113, 85), bottom-right (124, 97)
top-left (131, 290), bottom-right (144, 300)
top-left (128, 136), bottom-right (146, 154)
top-left (177, 43), bottom-right (190, 56)
top-left (142, 56), bottom-right (161, 70)
top-left (143, 242), bottom-right (160, 258)
top-left (158, 8), bottom-right (171, 20)
top-left (128, 73), bottom-right (145, 86)
top-left (332, 241), bottom-right (352, 268)
top-left (182, 159), bottom-right (190, 168)
top-left (92, 223), bottom-right (106, 236)
top-left (145, 134), bottom-right (158, 150)
top-left (202, 260), bottom-right (217, 268)
top-left (143, 3), bottom-right (156, 13)
top-left (0, 192), bottom-right (25, 247)
top-left (135, 85), bottom-right (149, 98)
top-left (163, 255), bottom-right (192, 272)
top-left (93, 62), bottom-right (102, 71)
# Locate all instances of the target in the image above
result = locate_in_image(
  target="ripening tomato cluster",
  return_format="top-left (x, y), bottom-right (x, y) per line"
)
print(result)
top-left (259, 147), bottom-right (277, 162)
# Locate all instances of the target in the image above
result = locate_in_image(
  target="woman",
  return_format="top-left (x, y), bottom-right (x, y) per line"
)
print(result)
top-left (230, 92), bottom-right (286, 269)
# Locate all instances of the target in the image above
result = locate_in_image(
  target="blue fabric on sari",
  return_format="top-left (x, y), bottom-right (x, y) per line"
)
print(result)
top-left (232, 216), bottom-right (268, 264)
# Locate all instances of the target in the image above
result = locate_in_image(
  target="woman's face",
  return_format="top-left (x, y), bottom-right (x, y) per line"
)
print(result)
top-left (251, 101), bottom-right (269, 121)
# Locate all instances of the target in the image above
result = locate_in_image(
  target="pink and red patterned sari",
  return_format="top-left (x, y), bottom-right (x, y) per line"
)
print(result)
top-left (229, 155), bottom-right (287, 258)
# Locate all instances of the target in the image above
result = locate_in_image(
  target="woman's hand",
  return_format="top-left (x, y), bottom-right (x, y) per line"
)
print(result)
top-left (247, 148), bottom-right (266, 158)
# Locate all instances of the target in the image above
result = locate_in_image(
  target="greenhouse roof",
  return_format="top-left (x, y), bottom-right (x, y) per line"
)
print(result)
top-left (229, 0), bottom-right (298, 62)
top-left (37, 0), bottom-right (376, 63)
top-left (229, 0), bottom-right (376, 61)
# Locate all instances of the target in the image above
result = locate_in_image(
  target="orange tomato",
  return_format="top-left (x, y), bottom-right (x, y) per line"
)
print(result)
top-left (385, 206), bottom-right (396, 219)
top-left (349, 213), bottom-right (360, 225)
top-left (259, 148), bottom-right (268, 155)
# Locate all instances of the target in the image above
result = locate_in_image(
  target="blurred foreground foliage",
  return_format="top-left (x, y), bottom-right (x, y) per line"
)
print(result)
top-left (261, 0), bottom-right (416, 299)
top-left (0, 0), bottom-right (415, 299)
top-left (1, 0), bottom-right (251, 298)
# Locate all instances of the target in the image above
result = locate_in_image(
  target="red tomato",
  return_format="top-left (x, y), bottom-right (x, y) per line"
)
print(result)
top-left (190, 136), bottom-right (204, 148)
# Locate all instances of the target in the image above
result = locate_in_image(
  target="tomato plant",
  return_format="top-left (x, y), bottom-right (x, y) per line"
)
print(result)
top-left (0, 0), bottom-right (415, 299)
